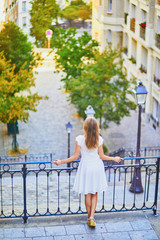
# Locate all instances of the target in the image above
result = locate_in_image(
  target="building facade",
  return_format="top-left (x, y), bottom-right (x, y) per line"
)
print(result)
top-left (4, 0), bottom-right (33, 42)
top-left (0, 0), bottom-right (5, 31)
top-left (92, 0), bottom-right (160, 132)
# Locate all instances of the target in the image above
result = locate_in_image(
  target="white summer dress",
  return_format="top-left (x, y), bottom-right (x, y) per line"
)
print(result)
top-left (73, 135), bottom-right (108, 195)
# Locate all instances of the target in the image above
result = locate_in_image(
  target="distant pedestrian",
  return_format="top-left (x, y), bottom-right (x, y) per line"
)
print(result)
top-left (53, 117), bottom-right (122, 227)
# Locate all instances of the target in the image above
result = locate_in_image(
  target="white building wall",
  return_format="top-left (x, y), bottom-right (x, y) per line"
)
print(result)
top-left (18, 0), bottom-right (33, 42)
top-left (0, 0), bottom-right (5, 31)
top-left (4, 0), bottom-right (34, 42)
top-left (92, 0), bottom-right (160, 132)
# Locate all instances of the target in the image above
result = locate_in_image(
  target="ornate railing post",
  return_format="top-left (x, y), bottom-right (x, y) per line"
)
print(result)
top-left (22, 162), bottom-right (28, 223)
top-left (153, 158), bottom-right (160, 216)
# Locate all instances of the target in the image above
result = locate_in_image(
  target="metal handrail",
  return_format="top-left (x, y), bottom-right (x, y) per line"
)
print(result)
top-left (0, 156), bottom-right (159, 166)
top-left (0, 156), bottom-right (159, 224)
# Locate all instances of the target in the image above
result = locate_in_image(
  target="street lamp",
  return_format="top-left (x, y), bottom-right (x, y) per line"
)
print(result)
top-left (129, 82), bottom-right (148, 193)
top-left (66, 122), bottom-right (73, 168)
top-left (85, 105), bottom-right (95, 118)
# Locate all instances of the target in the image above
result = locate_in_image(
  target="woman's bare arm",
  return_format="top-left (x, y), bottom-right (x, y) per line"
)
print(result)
top-left (53, 142), bottom-right (81, 166)
top-left (98, 145), bottom-right (122, 163)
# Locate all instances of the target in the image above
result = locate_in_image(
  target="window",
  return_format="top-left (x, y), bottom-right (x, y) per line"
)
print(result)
top-left (124, 33), bottom-right (128, 54)
top-left (108, 30), bottom-right (112, 43)
top-left (158, 16), bottom-right (160, 33)
top-left (125, 33), bottom-right (128, 46)
top-left (22, 17), bottom-right (26, 27)
top-left (22, 1), bottom-right (26, 12)
top-left (94, 32), bottom-right (98, 41)
top-left (126, 0), bottom-right (129, 13)
top-left (131, 4), bottom-right (136, 18)
top-left (131, 38), bottom-right (137, 61)
top-left (153, 98), bottom-right (159, 122)
top-left (108, 0), bottom-right (112, 12)
top-left (141, 9), bottom-right (147, 22)
top-left (155, 58), bottom-right (160, 77)
top-left (141, 46), bottom-right (148, 73)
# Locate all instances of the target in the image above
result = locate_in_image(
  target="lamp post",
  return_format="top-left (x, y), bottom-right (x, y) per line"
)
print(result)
top-left (129, 82), bottom-right (148, 193)
top-left (85, 105), bottom-right (95, 118)
top-left (66, 122), bottom-right (72, 168)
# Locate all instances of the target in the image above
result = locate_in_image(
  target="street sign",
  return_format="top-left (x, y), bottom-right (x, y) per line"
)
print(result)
top-left (46, 29), bottom-right (53, 39)
top-left (46, 29), bottom-right (53, 48)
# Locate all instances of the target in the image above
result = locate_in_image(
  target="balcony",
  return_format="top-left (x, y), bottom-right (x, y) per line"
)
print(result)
top-left (130, 18), bottom-right (135, 32)
top-left (139, 22), bottom-right (146, 40)
top-left (154, 75), bottom-right (160, 87)
top-left (139, 64), bottom-right (147, 74)
top-left (124, 13), bottom-right (128, 25)
top-left (155, 34), bottom-right (160, 49)
top-left (129, 56), bottom-right (136, 64)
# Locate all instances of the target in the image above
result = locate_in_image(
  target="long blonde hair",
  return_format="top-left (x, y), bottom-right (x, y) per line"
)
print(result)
top-left (83, 117), bottom-right (99, 149)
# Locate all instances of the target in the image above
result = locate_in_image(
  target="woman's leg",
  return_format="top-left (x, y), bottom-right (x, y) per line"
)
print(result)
top-left (85, 193), bottom-right (92, 218)
top-left (90, 192), bottom-right (98, 219)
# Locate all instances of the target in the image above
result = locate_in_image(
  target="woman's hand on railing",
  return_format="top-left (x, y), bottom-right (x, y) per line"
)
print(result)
top-left (114, 157), bottom-right (123, 163)
top-left (53, 159), bottom-right (62, 166)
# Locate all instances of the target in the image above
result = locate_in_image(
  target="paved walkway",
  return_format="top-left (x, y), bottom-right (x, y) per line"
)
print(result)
top-left (102, 110), bottom-right (160, 152)
top-left (0, 69), bottom-right (160, 157)
top-left (0, 211), bottom-right (160, 240)
top-left (0, 70), bottom-right (83, 158)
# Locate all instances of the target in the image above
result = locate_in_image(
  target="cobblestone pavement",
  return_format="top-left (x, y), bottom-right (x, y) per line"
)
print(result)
top-left (0, 211), bottom-right (160, 240)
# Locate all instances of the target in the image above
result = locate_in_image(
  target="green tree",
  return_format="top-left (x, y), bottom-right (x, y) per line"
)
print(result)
top-left (51, 27), bottom-right (99, 89)
top-left (68, 46), bottom-right (136, 128)
top-left (0, 21), bottom-right (34, 73)
top-left (61, 6), bottom-right (79, 26)
top-left (30, 0), bottom-right (59, 47)
top-left (70, 0), bottom-right (86, 6)
top-left (0, 53), bottom-right (47, 152)
top-left (87, 0), bottom-right (92, 12)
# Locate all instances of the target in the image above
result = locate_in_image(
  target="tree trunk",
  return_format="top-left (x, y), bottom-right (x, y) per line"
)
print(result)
top-left (82, 20), bottom-right (85, 28)
top-left (99, 114), bottom-right (102, 130)
top-left (12, 122), bottom-right (18, 152)
top-left (69, 20), bottom-right (72, 27)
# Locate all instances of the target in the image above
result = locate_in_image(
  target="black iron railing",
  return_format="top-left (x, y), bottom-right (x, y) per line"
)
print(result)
top-left (0, 156), bottom-right (159, 223)
top-left (154, 75), bottom-right (160, 87)
top-left (150, 114), bottom-right (159, 128)
top-left (110, 146), bottom-right (160, 158)
top-left (155, 34), bottom-right (160, 49)
top-left (139, 64), bottom-right (147, 74)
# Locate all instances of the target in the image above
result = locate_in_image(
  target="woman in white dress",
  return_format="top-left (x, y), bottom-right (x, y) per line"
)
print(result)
top-left (54, 117), bottom-right (121, 227)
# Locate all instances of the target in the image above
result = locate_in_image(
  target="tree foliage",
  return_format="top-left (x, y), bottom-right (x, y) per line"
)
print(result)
top-left (51, 27), bottom-right (98, 89)
top-left (30, 0), bottom-right (59, 47)
top-left (0, 22), bottom-right (34, 73)
top-left (68, 46), bottom-right (136, 128)
top-left (61, 0), bottom-right (91, 26)
top-left (78, 9), bottom-right (90, 26)
top-left (61, 6), bottom-right (79, 26)
top-left (0, 53), bottom-right (45, 124)
top-left (70, 0), bottom-right (86, 6)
